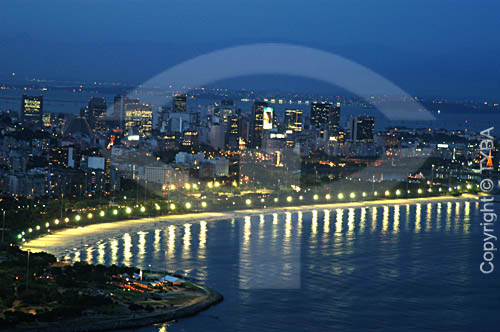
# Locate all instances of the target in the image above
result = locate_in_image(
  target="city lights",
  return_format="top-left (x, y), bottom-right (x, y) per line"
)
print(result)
top-left (140, 206), bottom-right (146, 213)
top-left (313, 194), bottom-right (319, 200)
top-left (170, 203), bottom-right (176, 210)
top-left (245, 199), bottom-right (252, 206)
top-left (100, 211), bottom-right (105, 217)
top-left (201, 202), bottom-right (207, 208)
top-left (286, 196), bottom-right (293, 202)
top-left (349, 192), bottom-right (356, 199)
top-left (113, 209), bottom-right (118, 215)
top-left (75, 215), bottom-right (81, 221)
top-left (337, 193), bottom-right (344, 200)
top-left (125, 207), bottom-right (132, 214)
top-left (185, 202), bottom-right (192, 209)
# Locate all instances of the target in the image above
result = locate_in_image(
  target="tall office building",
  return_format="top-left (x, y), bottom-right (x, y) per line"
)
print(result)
top-left (327, 102), bottom-right (341, 136)
top-left (226, 114), bottom-right (240, 151)
top-left (124, 98), bottom-right (153, 137)
top-left (87, 97), bottom-right (107, 132)
top-left (112, 95), bottom-right (123, 126)
top-left (173, 94), bottom-right (187, 113)
top-left (351, 115), bottom-right (375, 142)
top-left (310, 102), bottom-right (340, 133)
top-left (251, 101), bottom-right (272, 148)
top-left (21, 95), bottom-right (43, 129)
top-left (284, 109), bottom-right (303, 132)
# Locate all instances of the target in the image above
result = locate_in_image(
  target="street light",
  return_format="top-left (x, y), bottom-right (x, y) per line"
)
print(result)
top-left (349, 192), bottom-right (356, 199)
top-left (325, 194), bottom-right (331, 200)
top-left (87, 213), bottom-right (93, 219)
top-left (201, 202), bottom-right (207, 208)
top-left (125, 207), bottom-right (132, 214)
top-left (185, 202), bottom-right (192, 209)
top-left (113, 209), bottom-right (118, 215)
top-left (385, 190), bottom-right (390, 196)
top-left (169, 203), bottom-right (176, 210)
top-left (286, 196), bottom-right (293, 202)
top-left (245, 199), bottom-right (252, 206)
top-left (396, 189), bottom-right (401, 196)
top-left (99, 211), bottom-right (105, 217)
top-left (337, 193), bottom-right (344, 200)
top-left (313, 194), bottom-right (319, 200)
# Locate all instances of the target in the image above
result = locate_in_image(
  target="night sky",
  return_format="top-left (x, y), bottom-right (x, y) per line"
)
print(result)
top-left (1, 0), bottom-right (499, 98)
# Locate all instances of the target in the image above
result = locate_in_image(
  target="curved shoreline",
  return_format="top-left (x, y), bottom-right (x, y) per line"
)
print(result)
top-left (11, 287), bottom-right (223, 332)
top-left (23, 194), bottom-right (478, 256)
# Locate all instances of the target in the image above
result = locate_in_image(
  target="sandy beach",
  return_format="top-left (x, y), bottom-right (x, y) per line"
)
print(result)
top-left (23, 194), bottom-right (478, 256)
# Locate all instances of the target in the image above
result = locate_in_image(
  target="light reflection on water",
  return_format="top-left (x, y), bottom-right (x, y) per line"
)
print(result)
top-left (64, 199), bottom-right (500, 332)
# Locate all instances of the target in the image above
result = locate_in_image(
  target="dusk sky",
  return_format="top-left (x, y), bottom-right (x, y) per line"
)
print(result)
top-left (1, 0), bottom-right (499, 98)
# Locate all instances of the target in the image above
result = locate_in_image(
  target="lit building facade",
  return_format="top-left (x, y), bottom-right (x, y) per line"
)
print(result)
top-left (21, 95), bottom-right (43, 129)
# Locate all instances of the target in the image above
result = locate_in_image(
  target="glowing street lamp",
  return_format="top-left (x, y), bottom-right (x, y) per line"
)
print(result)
top-left (299, 195), bottom-right (304, 200)
top-left (337, 193), bottom-right (344, 200)
top-left (75, 215), bottom-right (81, 222)
top-left (54, 219), bottom-right (60, 225)
top-left (87, 213), bottom-right (93, 219)
top-left (36, 225), bottom-right (40, 230)
top-left (170, 203), bottom-right (176, 210)
top-left (45, 222), bottom-right (50, 227)
top-left (349, 192), bottom-right (356, 199)
top-left (374, 191), bottom-right (378, 196)
top-left (385, 190), bottom-right (390, 196)
top-left (396, 189), bottom-right (401, 196)
top-left (274, 197), bottom-right (279, 203)
top-left (125, 207), bottom-right (132, 214)
top-left (201, 202), bottom-right (207, 208)
top-left (113, 209), bottom-right (118, 215)
top-left (313, 194), bottom-right (319, 200)
top-left (140, 206), bottom-right (146, 213)
top-left (362, 192), bottom-right (367, 198)
top-left (185, 183), bottom-right (191, 190)
top-left (325, 194), bottom-right (331, 200)
top-left (245, 199), bottom-right (252, 206)
top-left (28, 228), bottom-right (33, 233)
top-left (286, 196), bottom-right (293, 202)
top-left (99, 211), bottom-right (105, 217)
top-left (155, 204), bottom-right (161, 211)
top-left (64, 217), bottom-right (69, 223)
top-left (185, 202), bottom-right (192, 209)
top-left (417, 188), bottom-right (423, 194)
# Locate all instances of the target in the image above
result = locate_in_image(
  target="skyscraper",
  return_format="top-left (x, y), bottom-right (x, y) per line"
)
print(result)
top-left (284, 109), bottom-right (303, 132)
top-left (351, 115), bottom-right (375, 142)
top-left (21, 95), bottom-right (43, 129)
top-left (112, 95), bottom-right (123, 127)
top-left (173, 94), bottom-right (187, 113)
top-left (250, 101), bottom-right (269, 148)
top-left (87, 97), bottom-right (107, 132)
top-left (124, 98), bottom-right (153, 137)
top-left (327, 102), bottom-right (341, 136)
top-left (226, 114), bottom-right (240, 151)
top-left (310, 102), bottom-right (340, 133)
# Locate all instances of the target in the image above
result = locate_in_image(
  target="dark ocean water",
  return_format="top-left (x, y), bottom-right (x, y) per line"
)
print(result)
top-left (64, 198), bottom-right (500, 332)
